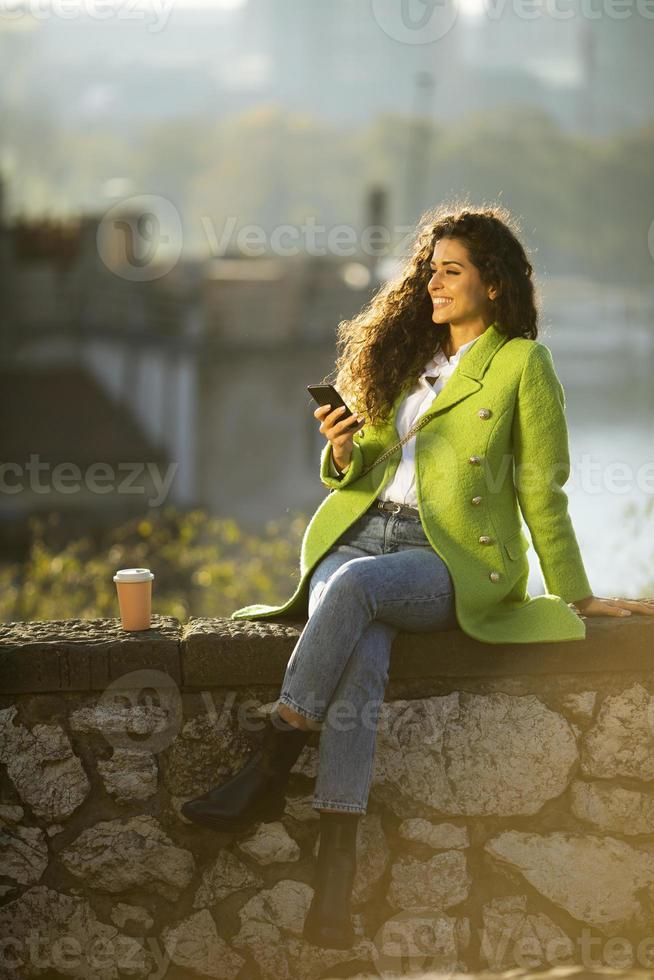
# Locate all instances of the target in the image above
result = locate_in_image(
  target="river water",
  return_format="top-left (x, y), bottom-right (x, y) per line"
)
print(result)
top-left (520, 276), bottom-right (654, 599)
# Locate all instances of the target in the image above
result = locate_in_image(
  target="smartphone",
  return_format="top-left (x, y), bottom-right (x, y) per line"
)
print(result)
top-left (307, 384), bottom-right (360, 430)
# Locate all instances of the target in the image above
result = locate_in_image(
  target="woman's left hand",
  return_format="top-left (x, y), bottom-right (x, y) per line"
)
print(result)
top-left (569, 595), bottom-right (654, 618)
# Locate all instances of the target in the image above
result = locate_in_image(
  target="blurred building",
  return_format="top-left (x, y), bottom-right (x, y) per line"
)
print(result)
top-left (0, 232), bottom-right (196, 552)
top-left (2, 0), bottom-right (651, 139)
top-left (459, 0), bottom-right (653, 135)
top-left (0, 177), bottom-right (379, 555)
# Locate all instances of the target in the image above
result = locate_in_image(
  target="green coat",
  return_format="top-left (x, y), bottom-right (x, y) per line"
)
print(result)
top-left (231, 322), bottom-right (592, 644)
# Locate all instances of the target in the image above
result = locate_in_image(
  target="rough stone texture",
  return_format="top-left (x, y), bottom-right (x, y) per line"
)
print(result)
top-left (161, 908), bottom-right (244, 980)
top-left (479, 895), bottom-right (575, 971)
top-left (193, 851), bottom-right (264, 909)
top-left (562, 690), bottom-right (597, 723)
top-left (183, 617), bottom-right (305, 688)
top-left (233, 919), bottom-right (370, 980)
top-left (352, 813), bottom-right (392, 907)
top-left (231, 920), bottom-right (293, 980)
top-left (581, 682), bottom-right (654, 780)
top-left (60, 815), bottom-right (195, 899)
top-left (233, 880), bottom-right (373, 980)
top-left (371, 693), bottom-right (578, 817)
top-left (238, 879), bottom-right (314, 939)
top-left (97, 748), bottom-right (158, 803)
top-left (67, 670), bottom-right (184, 757)
top-left (110, 903), bottom-right (154, 932)
top-left (289, 743), bottom-right (318, 780)
top-left (169, 795), bottom-right (194, 824)
top-left (284, 794), bottom-right (320, 823)
top-left (570, 779), bottom-right (654, 834)
top-left (0, 705), bottom-right (90, 821)
top-left (237, 820), bottom-right (301, 865)
top-left (398, 819), bottom-right (470, 850)
top-left (0, 804), bottom-right (24, 823)
top-left (69, 700), bottom-right (177, 753)
top-left (372, 910), bottom-right (469, 977)
top-left (485, 830), bottom-right (654, 934)
top-left (0, 615), bottom-right (182, 692)
top-left (161, 706), bottom-right (256, 796)
top-left (0, 885), bottom-right (151, 979)
top-left (0, 823), bottom-right (48, 885)
top-left (182, 615), bottom-right (654, 687)
top-left (2, 618), bottom-right (654, 978)
top-left (387, 850), bottom-right (472, 911)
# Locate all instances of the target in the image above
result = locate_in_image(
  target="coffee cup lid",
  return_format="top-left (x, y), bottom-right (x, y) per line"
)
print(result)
top-left (113, 568), bottom-right (154, 583)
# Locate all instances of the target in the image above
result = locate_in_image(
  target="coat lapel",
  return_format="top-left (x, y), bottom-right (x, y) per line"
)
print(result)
top-left (398, 321), bottom-right (510, 429)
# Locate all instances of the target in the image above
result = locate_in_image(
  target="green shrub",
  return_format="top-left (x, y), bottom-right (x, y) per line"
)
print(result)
top-left (0, 507), bottom-right (307, 623)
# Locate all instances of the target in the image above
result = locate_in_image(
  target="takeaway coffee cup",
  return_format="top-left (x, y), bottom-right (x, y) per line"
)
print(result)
top-left (113, 568), bottom-right (154, 630)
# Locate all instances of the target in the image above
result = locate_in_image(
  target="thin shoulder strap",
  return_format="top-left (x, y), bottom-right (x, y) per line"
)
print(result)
top-left (329, 413), bottom-right (435, 492)
top-left (356, 412), bottom-right (435, 481)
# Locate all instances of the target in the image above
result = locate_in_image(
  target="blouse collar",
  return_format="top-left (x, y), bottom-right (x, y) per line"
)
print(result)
top-left (421, 333), bottom-right (481, 376)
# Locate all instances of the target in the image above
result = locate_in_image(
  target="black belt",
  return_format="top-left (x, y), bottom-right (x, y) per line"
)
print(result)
top-left (373, 498), bottom-right (421, 519)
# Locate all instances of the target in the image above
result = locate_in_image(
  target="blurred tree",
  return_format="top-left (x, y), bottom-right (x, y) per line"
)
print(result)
top-left (0, 507), bottom-right (306, 624)
top-left (3, 104), bottom-right (654, 281)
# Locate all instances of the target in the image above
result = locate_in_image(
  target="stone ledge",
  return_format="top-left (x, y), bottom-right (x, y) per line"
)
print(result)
top-left (181, 615), bottom-right (654, 688)
top-left (0, 614), bottom-right (653, 693)
top-left (181, 617), bottom-right (308, 688)
top-left (0, 615), bottom-right (181, 693)
top-left (2, 617), bottom-right (654, 975)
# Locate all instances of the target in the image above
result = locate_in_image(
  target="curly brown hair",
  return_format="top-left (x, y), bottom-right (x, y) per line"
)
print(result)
top-left (326, 201), bottom-right (539, 426)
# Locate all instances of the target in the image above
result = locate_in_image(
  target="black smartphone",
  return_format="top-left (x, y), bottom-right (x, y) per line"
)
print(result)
top-left (307, 384), bottom-right (360, 430)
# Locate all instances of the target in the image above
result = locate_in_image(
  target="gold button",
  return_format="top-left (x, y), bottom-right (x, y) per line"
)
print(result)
top-left (479, 535), bottom-right (493, 545)
top-left (489, 571), bottom-right (501, 582)
top-left (477, 408), bottom-right (491, 419)
top-left (471, 496), bottom-right (483, 506)
top-left (469, 455), bottom-right (482, 465)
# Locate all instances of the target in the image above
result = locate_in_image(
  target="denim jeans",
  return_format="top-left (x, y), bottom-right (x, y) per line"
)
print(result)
top-left (277, 502), bottom-right (458, 814)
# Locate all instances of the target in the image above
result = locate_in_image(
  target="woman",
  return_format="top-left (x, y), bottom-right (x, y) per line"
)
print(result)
top-left (183, 205), bottom-right (654, 950)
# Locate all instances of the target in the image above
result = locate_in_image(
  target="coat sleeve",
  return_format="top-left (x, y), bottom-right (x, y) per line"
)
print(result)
top-left (511, 343), bottom-right (593, 604)
top-left (327, 453), bottom-right (344, 479)
top-left (319, 440), bottom-right (365, 491)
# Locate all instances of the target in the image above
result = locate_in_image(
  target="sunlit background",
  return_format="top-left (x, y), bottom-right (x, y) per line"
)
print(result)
top-left (1, 0), bottom-right (653, 621)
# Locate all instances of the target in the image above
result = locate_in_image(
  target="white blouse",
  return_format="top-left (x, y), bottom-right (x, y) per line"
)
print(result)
top-left (328, 334), bottom-right (480, 507)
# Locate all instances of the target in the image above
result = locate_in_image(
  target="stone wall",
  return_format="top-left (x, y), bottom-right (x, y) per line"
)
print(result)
top-left (1, 614), bottom-right (654, 980)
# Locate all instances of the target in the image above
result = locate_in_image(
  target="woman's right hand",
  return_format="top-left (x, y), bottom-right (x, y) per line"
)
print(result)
top-left (314, 404), bottom-right (366, 473)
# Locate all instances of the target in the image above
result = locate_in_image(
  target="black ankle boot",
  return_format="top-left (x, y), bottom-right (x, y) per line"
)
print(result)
top-left (181, 709), bottom-right (312, 833)
top-left (302, 810), bottom-right (360, 949)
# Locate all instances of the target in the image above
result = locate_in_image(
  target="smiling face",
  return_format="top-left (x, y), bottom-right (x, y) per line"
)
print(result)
top-left (427, 237), bottom-right (498, 331)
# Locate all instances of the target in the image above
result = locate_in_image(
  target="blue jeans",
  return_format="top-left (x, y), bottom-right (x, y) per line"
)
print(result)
top-left (277, 503), bottom-right (458, 814)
